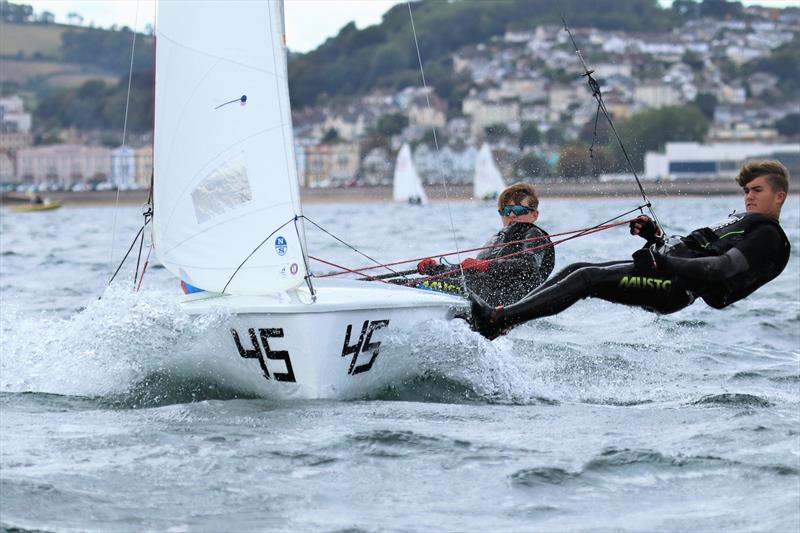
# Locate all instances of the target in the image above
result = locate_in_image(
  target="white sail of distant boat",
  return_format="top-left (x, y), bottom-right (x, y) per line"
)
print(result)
top-left (153, 0), bottom-right (464, 399)
top-left (473, 143), bottom-right (505, 200)
top-left (392, 143), bottom-right (428, 204)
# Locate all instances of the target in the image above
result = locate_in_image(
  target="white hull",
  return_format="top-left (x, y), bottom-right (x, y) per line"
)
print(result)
top-left (181, 278), bottom-right (467, 399)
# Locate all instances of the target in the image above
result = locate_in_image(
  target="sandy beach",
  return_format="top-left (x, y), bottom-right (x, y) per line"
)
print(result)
top-left (4, 178), bottom-right (791, 208)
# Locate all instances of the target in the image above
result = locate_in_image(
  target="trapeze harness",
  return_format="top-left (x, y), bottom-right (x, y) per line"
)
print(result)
top-left (492, 213), bottom-right (790, 329)
top-left (418, 222), bottom-right (555, 306)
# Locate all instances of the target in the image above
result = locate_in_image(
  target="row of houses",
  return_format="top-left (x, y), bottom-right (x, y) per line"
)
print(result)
top-left (0, 143), bottom-right (153, 191)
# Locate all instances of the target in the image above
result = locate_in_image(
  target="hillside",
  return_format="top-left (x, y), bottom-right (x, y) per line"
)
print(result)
top-left (287, 0), bottom-right (684, 108)
top-left (0, 21), bottom-right (65, 58)
top-left (0, 20), bottom-right (153, 90)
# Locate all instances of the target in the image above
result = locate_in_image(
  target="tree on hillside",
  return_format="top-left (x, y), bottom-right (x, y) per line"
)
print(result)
top-left (513, 154), bottom-right (550, 180)
top-left (542, 127), bottom-right (564, 146)
top-left (693, 93), bottom-right (717, 120)
top-left (322, 128), bottom-right (340, 144)
top-left (699, 0), bottom-right (744, 18)
top-left (579, 116), bottom-right (611, 146)
top-left (376, 113), bottom-right (408, 136)
top-left (61, 27), bottom-right (154, 75)
top-left (287, 0), bottom-right (684, 108)
top-left (485, 123), bottom-right (512, 144)
top-left (518, 122), bottom-right (541, 150)
top-left (743, 34), bottom-right (800, 99)
top-left (1, 1), bottom-right (33, 23)
top-left (33, 73), bottom-right (153, 133)
top-left (611, 105), bottom-right (709, 172)
top-left (775, 113), bottom-right (800, 138)
top-left (556, 145), bottom-right (591, 179)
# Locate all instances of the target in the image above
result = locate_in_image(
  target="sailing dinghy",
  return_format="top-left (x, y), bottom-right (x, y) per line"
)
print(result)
top-left (473, 143), bottom-right (505, 200)
top-left (153, 0), bottom-right (466, 399)
top-left (392, 143), bottom-right (428, 205)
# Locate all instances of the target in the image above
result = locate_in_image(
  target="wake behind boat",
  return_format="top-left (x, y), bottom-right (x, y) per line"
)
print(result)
top-left (152, 0), bottom-right (465, 399)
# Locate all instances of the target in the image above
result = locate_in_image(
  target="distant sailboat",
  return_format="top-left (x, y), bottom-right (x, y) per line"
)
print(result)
top-left (152, 0), bottom-right (464, 399)
top-left (473, 143), bottom-right (505, 200)
top-left (392, 143), bottom-right (428, 205)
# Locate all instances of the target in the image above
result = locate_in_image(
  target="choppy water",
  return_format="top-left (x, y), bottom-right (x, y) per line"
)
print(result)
top-left (1, 195), bottom-right (798, 532)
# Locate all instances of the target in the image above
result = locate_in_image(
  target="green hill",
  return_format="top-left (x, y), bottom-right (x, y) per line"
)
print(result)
top-left (287, 0), bottom-right (681, 108)
top-left (0, 19), bottom-right (153, 90)
top-left (0, 21), bottom-right (66, 58)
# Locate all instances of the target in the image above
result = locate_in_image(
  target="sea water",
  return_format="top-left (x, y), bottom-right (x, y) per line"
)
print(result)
top-left (1, 195), bottom-right (798, 532)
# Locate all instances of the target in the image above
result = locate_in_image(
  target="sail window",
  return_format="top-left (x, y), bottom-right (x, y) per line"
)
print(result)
top-left (191, 154), bottom-right (253, 224)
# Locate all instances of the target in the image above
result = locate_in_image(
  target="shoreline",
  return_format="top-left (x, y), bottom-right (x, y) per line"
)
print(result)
top-left (2, 179), bottom-right (797, 207)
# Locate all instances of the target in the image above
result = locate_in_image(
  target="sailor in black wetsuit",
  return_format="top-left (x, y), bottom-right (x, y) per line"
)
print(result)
top-left (417, 182), bottom-right (555, 306)
top-left (470, 159), bottom-right (792, 339)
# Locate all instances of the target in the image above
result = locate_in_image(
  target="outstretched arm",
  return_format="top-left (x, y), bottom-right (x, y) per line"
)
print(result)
top-left (655, 248), bottom-right (748, 281)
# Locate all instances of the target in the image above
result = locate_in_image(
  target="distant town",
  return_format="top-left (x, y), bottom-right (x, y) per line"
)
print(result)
top-left (1, 1), bottom-right (798, 194)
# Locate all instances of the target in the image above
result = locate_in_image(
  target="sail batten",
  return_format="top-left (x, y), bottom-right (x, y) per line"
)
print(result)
top-left (154, 0), bottom-right (306, 295)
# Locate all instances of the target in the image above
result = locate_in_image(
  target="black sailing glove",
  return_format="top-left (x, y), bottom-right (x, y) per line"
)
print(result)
top-left (629, 216), bottom-right (664, 246)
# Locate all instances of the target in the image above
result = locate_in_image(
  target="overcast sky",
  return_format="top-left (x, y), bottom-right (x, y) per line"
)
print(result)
top-left (25, 0), bottom-right (404, 53)
top-left (24, 0), bottom-right (798, 54)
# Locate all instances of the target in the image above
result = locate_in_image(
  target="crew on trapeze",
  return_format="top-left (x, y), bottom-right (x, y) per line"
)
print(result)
top-left (416, 182), bottom-right (555, 306)
top-left (469, 159), bottom-right (791, 339)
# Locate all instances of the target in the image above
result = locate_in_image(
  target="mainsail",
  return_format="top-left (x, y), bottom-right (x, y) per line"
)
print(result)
top-left (473, 143), bottom-right (505, 199)
top-left (392, 143), bottom-right (428, 204)
top-left (153, 0), bottom-right (307, 295)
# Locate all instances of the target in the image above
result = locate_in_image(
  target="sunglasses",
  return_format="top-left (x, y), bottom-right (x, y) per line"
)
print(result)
top-left (499, 204), bottom-right (534, 216)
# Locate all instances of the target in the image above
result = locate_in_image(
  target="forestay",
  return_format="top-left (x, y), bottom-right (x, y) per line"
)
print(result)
top-left (392, 143), bottom-right (428, 204)
top-left (473, 143), bottom-right (505, 199)
top-left (153, 0), bottom-right (307, 295)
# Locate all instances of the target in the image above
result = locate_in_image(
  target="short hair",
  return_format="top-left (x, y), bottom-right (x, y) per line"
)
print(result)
top-left (736, 159), bottom-right (790, 194)
top-left (498, 182), bottom-right (539, 211)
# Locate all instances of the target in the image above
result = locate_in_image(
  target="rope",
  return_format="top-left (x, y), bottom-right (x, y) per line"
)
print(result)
top-left (135, 244), bottom-right (153, 293)
top-left (406, 1), bottom-right (466, 287)
top-left (221, 217), bottom-right (296, 294)
top-left (307, 256), bottom-right (400, 286)
top-left (401, 218), bottom-right (632, 287)
top-left (109, 0), bottom-right (140, 271)
top-left (558, 10), bottom-right (665, 235)
top-left (316, 214), bottom-right (640, 280)
top-left (303, 215), bottom-right (410, 281)
top-left (107, 220), bottom-right (147, 287)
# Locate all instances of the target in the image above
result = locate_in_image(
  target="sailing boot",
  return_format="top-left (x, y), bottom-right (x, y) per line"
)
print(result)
top-left (468, 291), bottom-right (507, 340)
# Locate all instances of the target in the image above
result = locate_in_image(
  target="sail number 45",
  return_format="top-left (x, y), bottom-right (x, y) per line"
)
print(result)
top-left (230, 319), bottom-right (390, 382)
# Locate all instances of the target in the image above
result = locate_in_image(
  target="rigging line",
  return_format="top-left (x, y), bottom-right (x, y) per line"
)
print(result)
top-left (221, 217), bottom-right (296, 294)
top-left (293, 216), bottom-right (317, 300)
top-left (557, 11), bottom-right (665, 234)
top-left (107, 221), bottom-right (147, 287)
top-left (133, 216), bottom-right (147, 289)
top-left (301, 215), bottom-right (409, 280)
top-left (409, 219), bottom-right (632, 286)
top-left (135, 244), bottom-right (153, 293)
top-left (315, 205), bottom-right (647, 279)
top-left (109, 0), bottom-right (140, 271)
top-left (406, 1), bottom-right (466, 288)
top-left (308, 256), bottom-right (398, 285)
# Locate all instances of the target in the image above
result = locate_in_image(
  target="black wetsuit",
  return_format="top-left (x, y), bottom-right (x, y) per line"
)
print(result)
top-left (472, 213), bottom-right (790, 338)
top-left (420, 222), bottom-right (555, 306)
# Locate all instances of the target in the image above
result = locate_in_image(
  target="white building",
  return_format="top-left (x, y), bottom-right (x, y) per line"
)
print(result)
top-left (0, 95), bottom-right (32, 133)
top-left (644, 142), bottom-right (800, 180)
top-left (634, 84), bottom-right (682, 109)
top-left (16, 144), bottom-right (112, 188)
top-left (111, 145), bottom-right (136, 189)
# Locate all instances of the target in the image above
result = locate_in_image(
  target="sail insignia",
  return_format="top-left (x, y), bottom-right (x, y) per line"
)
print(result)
top-left (190, 153), bottom-right (252, 225)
